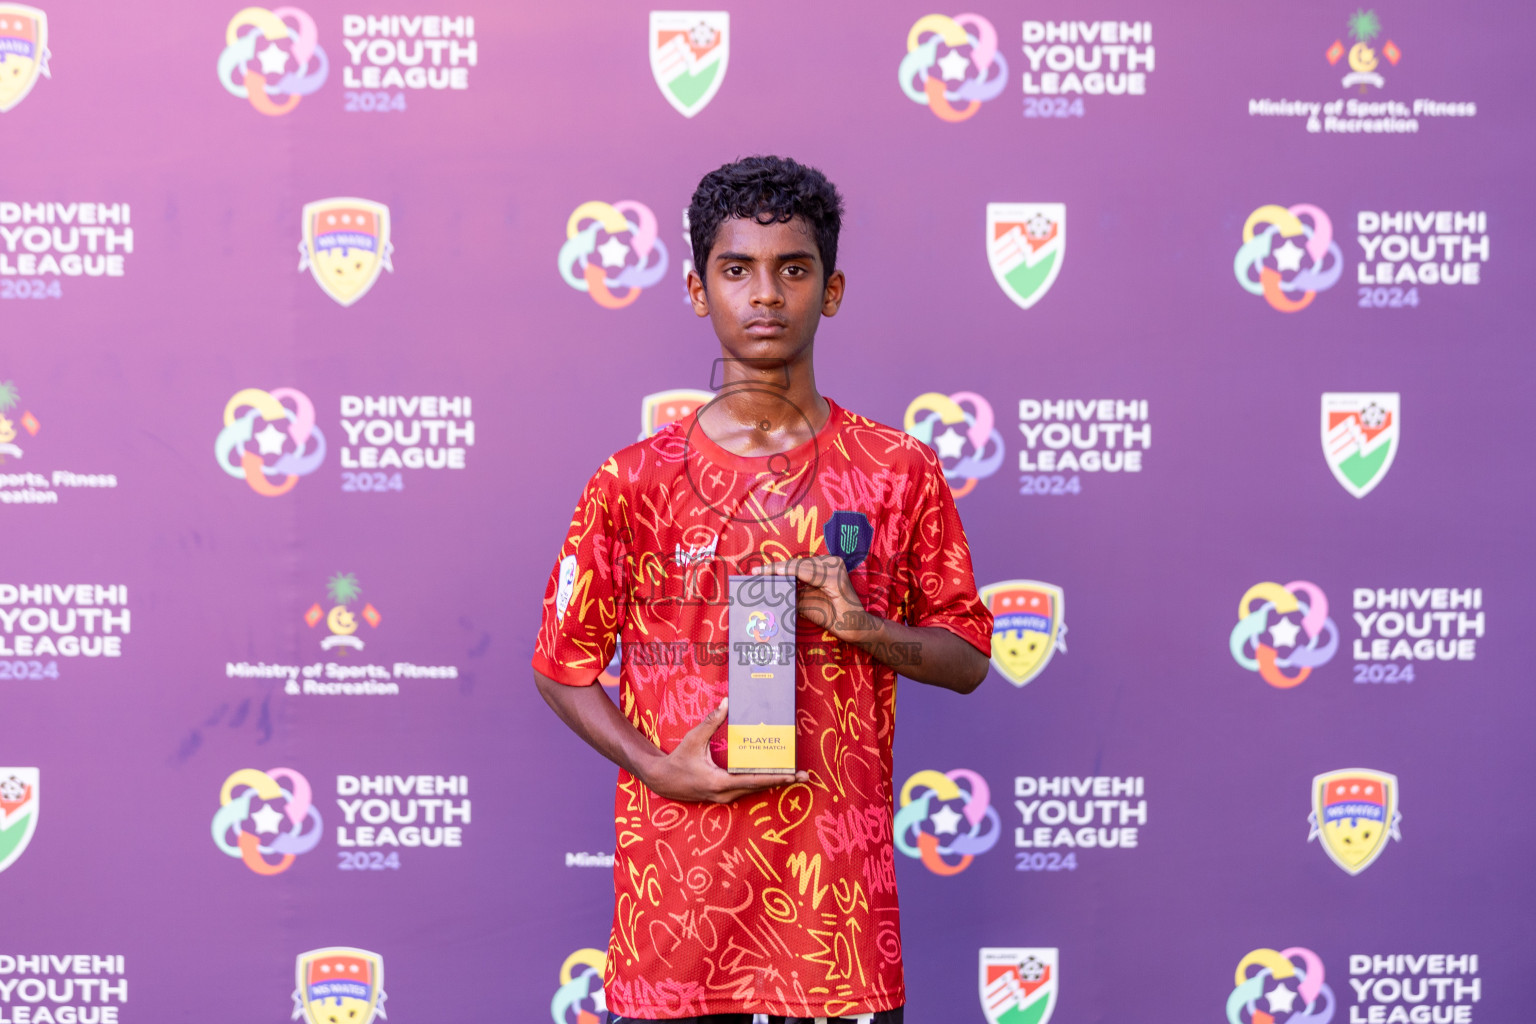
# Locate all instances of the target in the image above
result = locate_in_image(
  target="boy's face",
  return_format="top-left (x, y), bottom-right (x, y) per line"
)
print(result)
top-left (688, 216), bottom-right (844, 362)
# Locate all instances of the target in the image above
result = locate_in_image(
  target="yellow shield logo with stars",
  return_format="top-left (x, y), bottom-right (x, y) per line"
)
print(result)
top-left (980, 580), bottom-right (1066, 687)
top-left (1308, 768), bottom-right (1401, 875)
top-left (293, 947), bottom-right (386, 1024)
top-left (639, 388), bottom-right (713, 439)
top-left (0, 4), bottom-right (50, 113)
top-left (298, 198), bottom-right (393, 307)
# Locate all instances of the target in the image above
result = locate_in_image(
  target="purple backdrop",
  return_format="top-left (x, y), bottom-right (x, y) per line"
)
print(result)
top-left (3, 0), bottom-right (1532, 1021)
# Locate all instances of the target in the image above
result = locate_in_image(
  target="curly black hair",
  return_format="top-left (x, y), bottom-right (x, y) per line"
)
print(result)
top-left (688, 155), bottom-right (845, 285)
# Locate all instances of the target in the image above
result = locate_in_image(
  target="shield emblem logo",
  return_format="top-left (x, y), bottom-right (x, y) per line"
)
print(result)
top-left (640, 388), bottom-right (713, 439)
top-left (0, 768), bottom-right (38, 874)
top-left (823, 510), bottom-right (872, 572)
top-left (1308, 768), bottom-right (1401, 875)
top-left (293, 948), bottom-right (386, 1024)
top-left (987, 204), bottom-right (1065, 310)
top-left (649, 11), bottom-right (729, 117)
top-left (298, 198), bottom-right (393, 306)
top-left (981, 581), bottom-right (1066, 687)
top-left (0, 5), bottom-right (49, 113)
top-left (1321, 392), bottom-right (1399, 498)
top-left (980, 948), bottom-right (1058, 1024)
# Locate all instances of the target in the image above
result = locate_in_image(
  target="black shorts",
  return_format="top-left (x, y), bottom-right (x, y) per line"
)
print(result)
top-left (606, 1010), bottom-right (903, 1024)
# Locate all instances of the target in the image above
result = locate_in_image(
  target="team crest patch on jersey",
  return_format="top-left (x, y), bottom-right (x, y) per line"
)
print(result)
top-left (640, 388), bottom-right (713, 439)
top-left (293, 948), bottom-right (386, 1024)
top-left (987, 204), bottom-right (1065, 310)
top-left (649, 12), bottom-right (728, 117)
top-left (0, 5), bottom-right (50, 113)
top-left (298, 198), bottom-right (393, 306)
top-left (0, 768), bottom-right (38, 874)
top-left (980, 948), bottom-right (1058, 1024)
top-left (981, 580), bottom-right (1066, 687)
top-left (1308, 768), bottom-right (1401, 875)
top-left (824, 510), bottom-right (872, 572)
top-left (1322, 392), bottom-right (1399, 498)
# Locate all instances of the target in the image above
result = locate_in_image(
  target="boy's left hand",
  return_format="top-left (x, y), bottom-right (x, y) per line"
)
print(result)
top-left (750, 556), bottom-right (880, 643)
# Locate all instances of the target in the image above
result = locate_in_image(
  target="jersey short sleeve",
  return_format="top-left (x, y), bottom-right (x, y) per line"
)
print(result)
top-left (903, 456), bottom-right (993, 656)
top-left (532, 464), bottom-right (625, 686)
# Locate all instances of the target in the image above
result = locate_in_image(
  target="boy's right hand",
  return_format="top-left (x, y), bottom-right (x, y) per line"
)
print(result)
top-left (641, 698), bottom-right (809, 804)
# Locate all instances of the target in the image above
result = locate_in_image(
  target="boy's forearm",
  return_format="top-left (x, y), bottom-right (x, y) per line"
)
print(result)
top-left (840, 617), bottom-right (990, 693)
top-left (533, 670), bottom-right (665, 784)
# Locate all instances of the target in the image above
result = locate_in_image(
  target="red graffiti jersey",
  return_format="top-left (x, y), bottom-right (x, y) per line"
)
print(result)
top-left (532, 398), bottom-right (992, 1018)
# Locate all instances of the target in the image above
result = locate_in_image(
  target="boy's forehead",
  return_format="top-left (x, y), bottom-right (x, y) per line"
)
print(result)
top-left (713, 215), bottom-right (817, 257)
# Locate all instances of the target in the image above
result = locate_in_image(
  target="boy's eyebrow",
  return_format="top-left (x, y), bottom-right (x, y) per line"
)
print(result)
top-left (713, 250), bottom-right (818, 262)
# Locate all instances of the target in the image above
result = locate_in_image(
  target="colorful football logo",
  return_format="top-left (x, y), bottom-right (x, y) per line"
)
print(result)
top-left (1228, 947), bottom-right (1335, 1024)
top-left (0, 768), bottom-right (39, 874)
top-left (0, 379), bottom-right (39, 462)
top-left (559, 201), bottom-right (669, 309)
top-left (210, 767), bottom-right (323, 875)
top-left (0, 5), bottom-right (50, 113)
top-left (980, 948), bottom-right (1057, 1024)
top-left (217, 7), bottom-right (328, 116)
top-left (293, 948), bottom-right (386, 1024)
top-left (899, 14), bottom-right (1008, 122)
top-left (305, 572), bottom-right (381, 652)
top-left (214, 387), bottom-right (327, 496)
top-left (640, 388), bottom-right (712, 439)
top-left (894, 768), bottom-right (1001, 876)
top-left (298, 198), bottom-right (393, 306)
top-left (649, 11), bottom-right (728, 117)
top-left (905, 391), bottom-right (1005, 498)
top-left (1308, 768), bottom-right (1401, 875)
top-left (745, 609), bottom-right (778, 643)
top-left (551, 948), bottom-right (607, 1024)
top-left (1327, 9), bottom-right (1399, 91)
top-left (987, 204), bottom-right (1066, 310)
top-left (980, 581), bottom-right (1066, 688)
top-left (1322, 392), bottom-right (1399, 498)
top-left (1230, 581), bottom-right (1339, 689)
top-left (1234, 204), bottom-right (1343, 312)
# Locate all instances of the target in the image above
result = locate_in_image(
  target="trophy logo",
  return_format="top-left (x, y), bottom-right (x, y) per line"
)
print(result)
top-left (987, 204), bottom-right (1065, 310)
top-left (0, 5), bottom-right (50, 113)
top-left (649, 11), bottom-right (728, 118)
top-left (1308, 768), bottom-right (1401, 875)
top-left (292, 948), bottom-right (386, 1024)
top-left (0, 769), bottom-right (39, 874)
top-left (640, 388), bottom-right (712, 439)
top-left (1322, 392), bottom-right (1399, 498)
top-left (980, 948), bottom-right (1058, 1024)
top-left (298, 198), bottom-right (393, 306)
top-left (981, 581), bottom-right (1066, 687)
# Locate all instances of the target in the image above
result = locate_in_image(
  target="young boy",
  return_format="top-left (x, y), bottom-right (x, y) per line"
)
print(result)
top-left (533, 155), bottom-right (993, 1023)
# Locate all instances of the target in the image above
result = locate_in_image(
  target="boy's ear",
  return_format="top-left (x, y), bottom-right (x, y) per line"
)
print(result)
top-left (687, 268), bottom-right (710, 317)
top-left (821, 268), bottom-right (846, 317)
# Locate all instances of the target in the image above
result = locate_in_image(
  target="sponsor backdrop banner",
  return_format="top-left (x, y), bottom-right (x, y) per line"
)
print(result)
top-left (3, 0), bottom-right (1532, 1021)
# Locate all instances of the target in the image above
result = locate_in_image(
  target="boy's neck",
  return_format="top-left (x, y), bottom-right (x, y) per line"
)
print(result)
top-left (698, 355), bottom-right (829, 457)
